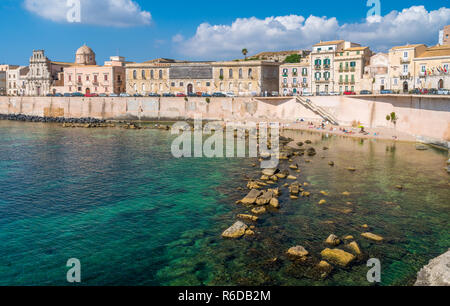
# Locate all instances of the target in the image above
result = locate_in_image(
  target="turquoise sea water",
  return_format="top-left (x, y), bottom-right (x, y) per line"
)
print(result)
top-left (0, 121), bottom-right (448, 286)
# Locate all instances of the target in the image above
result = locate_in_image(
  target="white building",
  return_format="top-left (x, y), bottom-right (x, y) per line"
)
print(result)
top-left (7, 66), bottom-right (29, 96)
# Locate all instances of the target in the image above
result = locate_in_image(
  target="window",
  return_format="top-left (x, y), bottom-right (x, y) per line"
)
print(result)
top-left (248, 69), bottom-right (252, 78)
top-left (159, 70), bottom-right (163, 79)
top-left (94, 75), bottom-right (98, 83)
top-left (315, 72), bottom-right (321, 80)
top-left (68, 75), bottom-right (72, 81)
top-left (86, 75), bottom-right (89, 81)
top-left (206, 82), bottom-right (210, 86)
top-left (302, 68), bottom-right (307, 76)
top-left (220, 69), bottom-right (224, 77)
top-left (293, 78), bottom-right (297, 85)
top-left (303, 78), bottom-right (307, 84)
top-left (133, 70), bottom-right (137, 79)
top-left (403, 64), bottom-right (409, 73)
top-left (142, 70), bottom-right (146, 79)
top-left (78, 75), bottom-right (82, 83)
top-left (394, 78), bottom-right (398, 85)
top-left (283, 78), bottom-right (287, 84)
top-left (282, 68), bottom-right (288, 75)
top-left (104, 74), bottom-right (108, 81)
top-left (350, 62), bottom-right (356, 67)
top-left (421, 65), bottom-right (426, 73)
top-left (239, 68), bottom-right (243, 79)
top-left (180, 82), bottom-right (184, 86)
top-left (150, 70), bottom-right (154, 79)
top-left (171, 82), bottom-right (175, 87)
top-left (403, 51), bottom-right (408, 58)
top-left (292, 68), bottom-right (297, 75)
top-left (229, 69), bottom-right (233, 78)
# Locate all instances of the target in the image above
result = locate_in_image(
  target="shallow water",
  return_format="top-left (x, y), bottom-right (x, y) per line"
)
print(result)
top-left (0, 121), bottom-right (448, 286)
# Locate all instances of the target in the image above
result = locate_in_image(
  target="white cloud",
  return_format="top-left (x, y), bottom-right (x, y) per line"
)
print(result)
top-left (175, 6), bottom-right (450, 60)
top-left (24, 0), bottom-right (151, 27)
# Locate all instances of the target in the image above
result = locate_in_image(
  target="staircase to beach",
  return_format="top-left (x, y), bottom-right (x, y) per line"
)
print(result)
top-left (295, 96), bottom-right (339, 126)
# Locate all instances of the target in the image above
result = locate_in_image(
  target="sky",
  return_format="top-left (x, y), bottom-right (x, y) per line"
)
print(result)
top-left (0, 0), bottom-right (449, 65)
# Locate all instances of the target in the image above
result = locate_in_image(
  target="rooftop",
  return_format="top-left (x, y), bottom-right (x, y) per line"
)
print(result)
top-left (313, 40), bottom-right (345, 47)
top-left (415, 45), bottom-right (450, 58)
top-left (391, 44), bottom-right (426, 50)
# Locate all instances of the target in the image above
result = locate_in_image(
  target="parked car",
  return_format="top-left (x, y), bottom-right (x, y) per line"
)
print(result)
top-left (318, 91), bottom-right (329, 96)
top-left (71, 92), bottom-right (84, 97)
top-left (148, 93), bottom-right (161, 97)
top-left (109, 93), bottom-right (119, 97)
top-left (302, 91), bottom-right (313, 97)
top-left (187, 93), bottom-right (197, 97)
top-left (212, 92), bottom-right (226, 97)
top-left (46, 94), bottom-right (54, 97)
top-left (343, 91), bottom-right (356, 95)
top-left (329, 91), bottom-right (340, 96)
top-left (201, 93), bottom-right (212, 97)
top-left (380, 90), bottom-right (393, 94)
top-left (176, 93), bottom-right (186, 97)
top-left (98, 93), bottom-right (108, 97)
top-left (54, 93), bottom-right (63, 97)
top-left (225, 92), bottom-right (235, 97)
top-left (119, 93), bottom-right (131, 97)
top-left (63, 93), bottom-right (71, 97)
top-left (437, 89), bottom-right (449, 95)
top-left (133, 93), bottom-right (143, 97)
top-left (360, 90), bottom-right (372, 95)
top-left (85, 93), bottom-right (98, 97)
top-left (428, 88), bottom-right (438, 95)
top-left (163, 93), bottom-right (175, 97)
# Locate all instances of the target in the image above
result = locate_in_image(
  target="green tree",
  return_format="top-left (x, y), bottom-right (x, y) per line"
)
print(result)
top-left (284, 54), bottom-right (301, 63)
top-left (242, 48), bottom-right (248, 60)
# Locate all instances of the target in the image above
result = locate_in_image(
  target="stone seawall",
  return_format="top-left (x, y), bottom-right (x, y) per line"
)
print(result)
top-left (1, 95), bottom-right (449, 144)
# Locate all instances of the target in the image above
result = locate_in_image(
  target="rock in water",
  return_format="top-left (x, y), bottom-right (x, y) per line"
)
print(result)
top-left (240, 189), bottom-right (263, 204)
top-left (361, 232), bottom-right (384, 242)
top-left (255, 190), bottom-right (274, 205)
top-left (289, 182), bottom-right (300, 195)
top-left (320, 248), bottom-right (355, 267)
top-left (325, 234), bottom-right (341, 246)
top-left (222, 221), bottom-right (248, 239)
top-left (262, 168), bottom-right (278, 176)
top-left (269, 198), bottom-right (280, 208)
top-left (414, 250), bottom-right (450, 286)
top-left (307, 148), bottom-right (316, 156)
top-left (287, 246), bottom-right (309, 257)
top-left (237, 214), bottom-right (259, 222)
top-left (251, 207), bottom-right (267, 214)
top-left (346, 241), bottom-right (362, 255)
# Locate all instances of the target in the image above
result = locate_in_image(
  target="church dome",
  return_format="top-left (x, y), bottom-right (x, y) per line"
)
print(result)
top-left (75, 45), bottom-right (96, 65)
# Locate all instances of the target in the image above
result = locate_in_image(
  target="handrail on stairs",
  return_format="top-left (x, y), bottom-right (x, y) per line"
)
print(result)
top-left (295, 96), bottom-right (339, 126)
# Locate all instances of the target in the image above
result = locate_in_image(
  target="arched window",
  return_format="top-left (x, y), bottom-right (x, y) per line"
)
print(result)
top-left (248, 69), bottom-right (252, 78)
top-left (229, 69), bottom-right (233, 78)
top-left (159, 70), bottom-right (163, 79)
top-left (141, 70), bottom-right (146, 79)
top-left (133, 70), bottom-right (137, 79)
top-left (219, 69), bottom-right (224, 78)
top-left (239, 68), bottom-right (243, 79)
top-left (150, 70), bottom-right (154, 79)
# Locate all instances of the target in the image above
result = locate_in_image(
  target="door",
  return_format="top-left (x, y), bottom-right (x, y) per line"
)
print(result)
top-left (438, 79), bottom-right (444, 89)
top-left (403, 81), bottom-right (408, 93)
top-left (86, 88), bottom-right (90, 95)
top-left (187, 84), bottom-right (193, 94)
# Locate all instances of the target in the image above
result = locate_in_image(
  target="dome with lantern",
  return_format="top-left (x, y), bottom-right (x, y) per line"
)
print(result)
top-left (75, 44), bottom-right (96, 65)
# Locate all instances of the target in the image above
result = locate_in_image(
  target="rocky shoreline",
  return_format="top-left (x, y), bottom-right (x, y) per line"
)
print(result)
top-left (0, 113), bottom-right (106, 124)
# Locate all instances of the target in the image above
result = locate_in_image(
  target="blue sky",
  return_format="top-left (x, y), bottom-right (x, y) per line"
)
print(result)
top-left (0, 0), bottom-right (449, 65)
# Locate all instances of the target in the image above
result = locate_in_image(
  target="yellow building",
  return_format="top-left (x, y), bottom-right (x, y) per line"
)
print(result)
top-left (413, 45), bottom-right (450, 90)
top-left (388, 44), bottom-right (427, 93)
top-left (334, 46), bottom-right (372, 93)
top-left (125, 59), bottom-right (280, 96)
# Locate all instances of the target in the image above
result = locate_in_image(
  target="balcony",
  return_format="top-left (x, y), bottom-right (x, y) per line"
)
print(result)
top-left (315, 79), bottom-right (330, 83)
top-left (400, 72), bottom-right (411, 80)
top-left (323, 65), bottom-right (331, 70)
top-left (314, 65), bottom-right (321, 70)
top-left (301, 83), bottom-right (308, 87)
top-left (400, 58), bottom-right (410, 64)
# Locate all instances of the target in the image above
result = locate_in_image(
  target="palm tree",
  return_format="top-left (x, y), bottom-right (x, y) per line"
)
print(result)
top-left (242, 48), bottom-right (248, 60)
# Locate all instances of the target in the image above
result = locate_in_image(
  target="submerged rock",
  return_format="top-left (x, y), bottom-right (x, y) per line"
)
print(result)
top-left (315, 260), bottom-right (333, 279)
top-left (256, 190), bottom-right (275, 205)
top-left (240, 189), bottom-right (263, 205)
top-left (328, 161), bottom-right (335, 166)
top-left (269, 198), bottom-right (280, 209)
top-left (247, 181), bottom-right (261, 190)
top-left (262, 168), bottom-right (278, 176)
top-left (287, 246), bottom-right (309, 258)
top-left (321, 248), bottom-right (355, 267)
top-left (346, 241), bottom-right (362, 256)
top-left (251, 206), bottom-right (267, 214)
top-left (347, 167), bottom-right (356, 172)
top-left (237, 214), bottom-right (259, 222)
top-left (325, 234), bottom-right (341, 246)
top-left (318, 199), bottom-right (327, 205)
top-left (342, 191), bottom-right (351, 196)
top-left (415, 249), bottom-right (450, 286)
top-left (222, 221), bottom-right (248, 239)
top-left (289, 182), bottom-right (300, 195)
top-left (289, 164), bottom-right (298, 170)
top-left (361, 232), bottom-right (384, 242)
top-left (287, 175), bottom-right (297, 180)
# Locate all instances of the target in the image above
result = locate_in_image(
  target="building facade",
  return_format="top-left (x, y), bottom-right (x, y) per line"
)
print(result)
top-left (334, 46), bottom-right (371, 93)
top-left (413, 44), bottom-right (450, 90)
top-left (439, 25), bottom-right (450, 46)
top-left (51, 46), bottom-right (126, 95)
top-left (361, 53), bottom-right (390, 93)
top-left (6, 66), bottom-right (29, 96)
top-left (125, 59), bottom-right (280, 96)
top-left (388, 44), bottom-right (427, 93)
top-left (279, 57), bottom-right (310, 96)
top-left (0, 71), bottom-right (5, 95)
